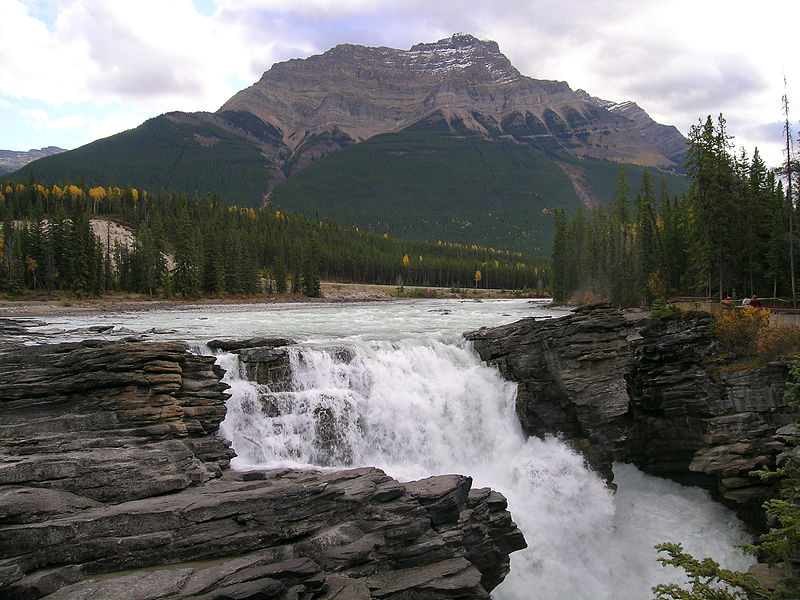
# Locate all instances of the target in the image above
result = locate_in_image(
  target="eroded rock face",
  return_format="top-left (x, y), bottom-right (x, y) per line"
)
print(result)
top-left (466, 306), bottom-right (794, 523)
top-left (0, 340), bottom-right (234, 503)
top-left (0, 340), bottom-right (525, 600)
top-left (221, 33), bottom-right (684, 170)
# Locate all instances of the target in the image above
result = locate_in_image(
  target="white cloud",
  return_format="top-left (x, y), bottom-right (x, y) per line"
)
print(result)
top-left (1, 0), bottom-right (799, 167)
top-left (19, 108), bottom-right (86, 132)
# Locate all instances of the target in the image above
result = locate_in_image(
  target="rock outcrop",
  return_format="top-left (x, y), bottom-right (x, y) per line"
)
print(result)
top-left (222, 33), bottom-right (684, 170)
top-left (0, 146), bottom-right (65, 175)
top-left (0, 340), bottom-right (525, 599)
top-left (466, 305), bottom-right (795, 524)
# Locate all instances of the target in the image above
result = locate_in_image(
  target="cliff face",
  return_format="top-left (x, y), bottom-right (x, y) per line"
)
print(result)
top-left (221, 33), bottom-right (685, 170)
top-left (466, 306), bottom-right (794, 524)
top-left (0, 338), bottom-right (525, 600)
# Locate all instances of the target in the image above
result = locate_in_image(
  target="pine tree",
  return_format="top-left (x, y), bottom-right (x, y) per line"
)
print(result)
top-left (551, 208), bottom-right (568, 301)
top-left (634, 170), bottom-right (661, 304)
top-left (201, 223), bottom-right (223, 295)
top-left (609, 168), bottom-right (633, 306)
top-left (302, 240), bottom-right (321, 297)
top-left (273, 254), bottom-right (288, 294)
top-left (173, 217), bottom-right (201, 299)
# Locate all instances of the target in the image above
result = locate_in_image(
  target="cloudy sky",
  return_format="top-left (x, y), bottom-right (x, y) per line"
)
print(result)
top-left (2, 0), bottom-right (799, 168)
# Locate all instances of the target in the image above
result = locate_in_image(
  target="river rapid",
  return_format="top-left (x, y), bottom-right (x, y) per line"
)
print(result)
top-left (25, 298), bottom-right (754, 599)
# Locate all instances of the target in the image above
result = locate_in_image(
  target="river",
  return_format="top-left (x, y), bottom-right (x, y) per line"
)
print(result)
top-left (24, 298), bottom-right (754, 599)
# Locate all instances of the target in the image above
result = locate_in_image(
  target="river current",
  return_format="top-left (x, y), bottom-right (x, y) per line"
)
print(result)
top-left (26, 298), bottom-right (754, 598)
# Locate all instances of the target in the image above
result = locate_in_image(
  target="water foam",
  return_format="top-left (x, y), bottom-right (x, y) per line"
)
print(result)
top-left (217, 337), bottom-right (754, 599)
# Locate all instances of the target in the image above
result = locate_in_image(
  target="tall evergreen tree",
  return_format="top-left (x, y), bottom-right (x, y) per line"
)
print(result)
top-left (551, 208), bottom-right (568, 301)
top-left (172, 217), bottom-right (201, 299)
top-left (302, 239), bottom-right (321, 298)
top-left (634, 169), bottom-right (661, 303)
top-left (273, 254), bottom-right (288, 294)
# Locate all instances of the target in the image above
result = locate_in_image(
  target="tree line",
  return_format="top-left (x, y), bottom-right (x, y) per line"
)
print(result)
top-left (551, 114), bottom-right (793, 306)
top-left (0, 176), bottom-right (549, 298)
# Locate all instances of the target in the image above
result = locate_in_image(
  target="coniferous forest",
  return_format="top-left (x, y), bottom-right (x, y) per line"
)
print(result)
top-left (550, 114), bottom-right (794, 306)
top-left (0, 175), bottom-right (548, 299)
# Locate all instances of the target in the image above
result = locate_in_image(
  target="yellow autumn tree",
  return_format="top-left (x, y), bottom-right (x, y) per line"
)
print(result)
top-left (402, 254), bottom-right (410, 267)
top-left (88, 186), bottom-right (106, 213)
top-left (474, 269), bottom-right (482, 288)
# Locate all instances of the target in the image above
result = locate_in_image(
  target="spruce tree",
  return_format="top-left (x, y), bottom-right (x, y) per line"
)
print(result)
top-left (172, 217), bottom-right (201, 299)
top-left (273, 254), bottom-right (288, 294)
top-left (302, 240), bottom-right (321, 298)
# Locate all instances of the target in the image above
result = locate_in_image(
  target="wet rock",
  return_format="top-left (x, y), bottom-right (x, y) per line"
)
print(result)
top-left (207, 337), bottom-right (296, 352)
top-left (238, 347), bottom-right (292, 390)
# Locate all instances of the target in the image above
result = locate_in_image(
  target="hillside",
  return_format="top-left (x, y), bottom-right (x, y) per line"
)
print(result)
top-left (271, 115), bottom-right (689, 255)
top-left (13, 33), bottom-right (688, 254)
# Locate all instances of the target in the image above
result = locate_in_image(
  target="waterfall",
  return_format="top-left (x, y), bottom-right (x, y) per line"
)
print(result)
top-left (217, 336), bottom-right (754, 599)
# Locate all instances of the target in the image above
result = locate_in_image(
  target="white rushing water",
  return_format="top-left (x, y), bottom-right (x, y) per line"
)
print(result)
top-left (26, 298), bottom-right (754, 598)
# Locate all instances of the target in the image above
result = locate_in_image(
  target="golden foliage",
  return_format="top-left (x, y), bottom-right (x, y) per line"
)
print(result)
top-left (647, 271), bottom-right (666, 299)
top-left (66, 185), bottom-right (83, 198)
top-left (713, 307), bottom-right (771, 358)
top-left (756, 326), bottom-right (800, 361)
top-left (88, 186), bottom-right (107, 200)
top-left (402, 254), bottom-right (410, 267)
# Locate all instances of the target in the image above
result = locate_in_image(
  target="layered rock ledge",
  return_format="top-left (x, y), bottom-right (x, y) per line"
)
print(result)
top-left (466, 305), bottom-right (794, 525)
top-left (0, 339), bottom-right (525, 599)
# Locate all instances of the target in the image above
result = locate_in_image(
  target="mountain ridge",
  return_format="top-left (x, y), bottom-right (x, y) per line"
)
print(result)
top-left (221, 33), bottom-right (685, 173)
top-left (8, 33), bottom-right (689, 254)
top-left (0, 146), bottom-right (66, 175)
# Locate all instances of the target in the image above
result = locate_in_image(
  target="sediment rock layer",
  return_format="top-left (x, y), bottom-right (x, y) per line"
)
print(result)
top-left (466, 305), bottom-right (794, 523)
top-left (0, 339), bottom-right (525, 600)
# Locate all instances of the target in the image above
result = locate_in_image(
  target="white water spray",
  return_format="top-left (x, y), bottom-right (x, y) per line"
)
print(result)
top-left (25, 299), bottom-right (755, 596)
top-left (218, 335), bottom-right (754, 599)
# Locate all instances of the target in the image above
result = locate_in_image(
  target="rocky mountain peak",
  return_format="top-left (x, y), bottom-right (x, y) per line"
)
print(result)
top-left (0, 146), bottom-right (66, 175)
top-left (405, 33), bottom-right (518, 82)
top-left (216, 33), bottom-right (686, 182)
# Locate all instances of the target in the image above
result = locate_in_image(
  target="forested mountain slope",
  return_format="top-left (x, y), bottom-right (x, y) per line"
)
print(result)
top-left (15, 33), bottom-right (687, 254)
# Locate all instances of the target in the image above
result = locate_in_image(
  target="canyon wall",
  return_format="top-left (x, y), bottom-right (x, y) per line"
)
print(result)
top-left (466, 305), bottom-right (794, 525)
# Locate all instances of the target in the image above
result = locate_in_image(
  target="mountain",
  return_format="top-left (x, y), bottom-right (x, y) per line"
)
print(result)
top-left (13, 34), bottom-right (688, 254)
top-left (0, 146), bottom-right (65, 175)
top-left (222, 33), bottom-right (686, 177)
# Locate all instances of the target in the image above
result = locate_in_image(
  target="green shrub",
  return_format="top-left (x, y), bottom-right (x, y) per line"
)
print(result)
top-left (649, 298), bottom-right (682, 320)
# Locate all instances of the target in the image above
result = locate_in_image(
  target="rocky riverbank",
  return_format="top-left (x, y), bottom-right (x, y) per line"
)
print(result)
top-left (466, 305), bottom-right (795, 527)
top-left (0, 338), bottom-right (525, 599)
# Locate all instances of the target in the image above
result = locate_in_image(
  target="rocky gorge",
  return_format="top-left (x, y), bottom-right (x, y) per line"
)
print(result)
top-left (466, 304), bottom-right (795, 527)
top-left (0, 335), bottom-right (525, 600)
top-left (1, 301), bottom-right (792, 599)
